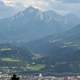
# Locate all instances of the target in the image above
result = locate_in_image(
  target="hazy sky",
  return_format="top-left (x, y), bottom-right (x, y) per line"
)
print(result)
top-left (0, 0), bottom-right (80, 18)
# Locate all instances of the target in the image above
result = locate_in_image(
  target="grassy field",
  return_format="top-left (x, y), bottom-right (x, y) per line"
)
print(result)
top-left (27, 64), bottom-right (45, 71)
top-left (0, 48), bottom-right (12, 51)
top-left (1, 58), bottom-right (20, 62)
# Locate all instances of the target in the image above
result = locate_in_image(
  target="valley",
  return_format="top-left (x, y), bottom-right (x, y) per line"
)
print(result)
top-left (0, 6), bottom-right (80, 76)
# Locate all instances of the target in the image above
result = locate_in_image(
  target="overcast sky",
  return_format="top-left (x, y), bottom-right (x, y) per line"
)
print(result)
top-left (0, 0), bottom-right (80, 18)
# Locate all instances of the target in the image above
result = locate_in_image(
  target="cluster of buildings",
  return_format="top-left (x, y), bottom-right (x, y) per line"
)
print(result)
top-left (63, 76), bottom-right (80, 80)
top-left (33, 74), bottom-right (80, 80)
top-left (0, 72), bottom-right (80, 80)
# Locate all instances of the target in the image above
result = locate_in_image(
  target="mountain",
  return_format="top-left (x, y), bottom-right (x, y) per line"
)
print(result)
top-left (0, 7), bottom-right (63, 42)
top-left (0, 6), bottom-right (80, 60)
top-left (0, 7), bottom-right (79, 43)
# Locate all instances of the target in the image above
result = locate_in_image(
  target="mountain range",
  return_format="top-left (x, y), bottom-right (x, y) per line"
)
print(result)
top-left (0, 7), bottom-right (80, 43)
top-left (0, 6), bottom-right (80, 73)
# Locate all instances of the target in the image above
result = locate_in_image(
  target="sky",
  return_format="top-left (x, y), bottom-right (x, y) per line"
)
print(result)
top-left (0, 0), bottom-right (80, 18)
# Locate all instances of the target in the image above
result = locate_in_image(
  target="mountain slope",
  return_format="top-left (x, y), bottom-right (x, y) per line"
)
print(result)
top-left (27, 24), bottom-right (80, 60)
top-left (62, 24), bottom-right (80, 41)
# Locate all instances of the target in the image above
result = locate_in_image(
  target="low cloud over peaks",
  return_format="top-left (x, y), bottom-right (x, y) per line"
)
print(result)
top-left (0, 0), bottom-right (80, 17)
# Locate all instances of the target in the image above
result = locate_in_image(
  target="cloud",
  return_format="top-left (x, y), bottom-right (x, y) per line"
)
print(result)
top-left (59, 0), bottom-right (80, 3)
top-left (1, 0), bottom-right (49, 11)
top-left (38, 0), bottom-right (80, 12)
top-left (1, 0), bottom-right (80, 16)
top-left (1, 0), bottom-right (60, 11)
top-left (0, 1), bottom-right (17, 18)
